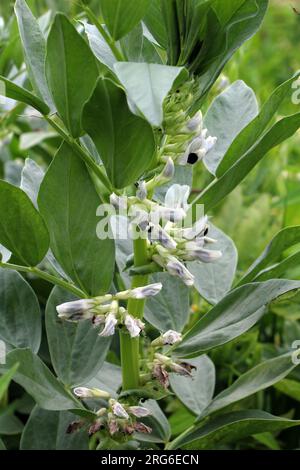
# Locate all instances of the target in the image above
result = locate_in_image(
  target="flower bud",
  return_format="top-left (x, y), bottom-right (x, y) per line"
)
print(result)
top-left (166, 257), bottom-right (194, 286)
top-left (128, 406), bottom-right (152, 417)
top-left (136, 180), bottom-right (147, 201)
top-left (129, 282), bottom-right (162, 299)
top-left (161, 157), bottom-right (175, 180)
top-left (148, 223), bottom-right (177, 250)
top-left (194, 248), bottom-right (222, 263)
top-left (73, 387), bottom-right (110, 399)
top-left (110, 399), bottom-right (129, 419)
top-left (185, 111), bottom-right (203, 133)
top-left (56, 299), bottom-right (95, 321)
top-left (162, 330), bottom-right (182, 345)
top-left (110, 193), bottom-right (127, 211)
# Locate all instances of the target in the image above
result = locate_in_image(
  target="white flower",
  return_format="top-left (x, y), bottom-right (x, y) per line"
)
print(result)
top-left (179, 129), bottom-right (217, 166)
top-left (148, 223), bottom-right (177, 250)
top-left (193, 248), bottom-right (222, 263)
top-left (130, 283), bottom-right (162, 299)
top-left (73, 387), bottom-right (110, 399)
top-left (164, 184), bottom-right (190, 213)
top-left (128, 406), bottom-right (152, 417)
top-left (99, 313), bottom-right (118, 337)
top-left (166, 257), bottom-right (195, 286)
top-left (125, 314), bottom-right (145, 338)
top-left (162, 330), bottom-right (182, 345)
top-left (110, 400), bottom-right (129, 419)
top-left (56, 299), bottom-right (95, 321)
top-left (136, 180), bottom-right (147, 200)
top-left (185, 111), bottom-right (203, 133)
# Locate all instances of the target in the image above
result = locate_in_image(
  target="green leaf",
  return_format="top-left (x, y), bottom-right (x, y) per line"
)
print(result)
top-left (217, 74), bottom-right (300, 176)
top-left (253, 251), bottom-right (300, 283)
top-left (0, 76), bottom-right (50, 115)
top-left (46, 287), bottom-right (111, 387)
top-left (188, 224), bottom-right (238, 305)
top-left (170, 355), bottom-right (215, 416)
top-left (38, 143), bottom-right (115, 296)
top-left (46, 13), bottom-right (99, 137)
top-left (135, 400), bottom-right (171, 444)
top-left (202, 353), bottom-right (297, 418)
top-left (0, 270), bottom-right (41, 353)
top-left (192, 0), bottom-right (268, 107)
top-left (87, 362), bottom-right (121, 397)
top-left (82, 78), bottom-right (155, 189)
top-left (145, 273), bottom-right (189, 332)
top-left (0, 180), bottom-right (49, 266)
top-left (203, 80), bottom-right (258, 175)
top-left (84, 22), bottom-right (116, 71)
top-left (168, 410), bottom-right (300, 450)
top-left (20, 158), bottom-right (45, 208)
top-left (238, 226), bottom-right (300, 285)
top-left (114, 63), bottom-right (187, 127)
top-left (0, 406), bottom-right (24, 436)
top-left (120, 24), bottom-right (162, 64)
top-left (174, 279), bottom-right (300, 358)
top-left (194, 112), bottom-right (300, 212)
top-left (4, 348), bottom-right (83, 411)
top-left (0, 364), bottom-right (19, 401)
top-left (274, 378), bottom-right (300, 402)
top-left (100, 0), bottom-right (150, 40)
top-left (21, 406), bottom-right (89, 450)
top-left (0, 438), bottom-right (6, 450)
top-left (143, 0), bottom-right (167, 48)
top-left (14, 0), bottom-right (54, 109)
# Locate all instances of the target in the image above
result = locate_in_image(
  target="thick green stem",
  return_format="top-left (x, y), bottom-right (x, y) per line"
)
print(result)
top-left (120, 237), bottom-right (149, 390)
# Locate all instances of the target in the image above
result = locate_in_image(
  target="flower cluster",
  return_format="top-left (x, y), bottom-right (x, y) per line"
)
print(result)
top-left (161, 80), bottom-right (217, 167)
top-left (56, 283), bottom-right (162, 338)
top-left (70, 387), bottom-right (152, 437)
top-left (114, 184), bottom-right (222, 286)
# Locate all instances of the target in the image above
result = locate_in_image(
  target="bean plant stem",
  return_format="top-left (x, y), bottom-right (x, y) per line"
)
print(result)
top-left (120, 236), bottom-right (149, 390)
top-left (0, 261), bottom-right (86, 298)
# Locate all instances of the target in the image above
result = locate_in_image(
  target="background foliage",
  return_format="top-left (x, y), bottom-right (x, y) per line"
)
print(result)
top-left (0, 0), bottom-right (300, 450)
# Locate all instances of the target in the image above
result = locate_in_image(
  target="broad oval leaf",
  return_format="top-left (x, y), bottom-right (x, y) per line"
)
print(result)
top-left (46, 13), bottom-right (99, 138)
top-left (0, 76), bottom-right (49, 115)
top-left (168, 409), bottom-right (300, 450)
top-left (4, 348), bottom-right (83, 412)
top-left (82, 78), bottom-right (155, 189)
top-left (188, 224), bottom-right (238, 305)
top-left (100, 0), bottom-right (150, 40)
top-left (135, 400), bottom-right (171, 444)
top-left (0, 180), bottom-right (49, 266)
top-left (203, 80), bottom-right (258, 175)
top-left (217, 74), bottom-right (300, 176)
top-left (193, 111), bottom-right (300, 213)
top-left (202, 353), bottom-right (298, 417)
top-left (0, 269), bottom-right (41, 353)
top-left (239, 226), bottom-right (300, 285)
top-left (46, 287), bottom-right (111, 387)
top-left (145, 273), bottom-right (189, 332)
top-left (21, 406), bottom-right (89, 450)
top-left (114, 63), bottom-right (187, 126)
top-left (170, 355), bottom-right (215, 416)
top-left (174, 279), bottom-right (300, 358)
top-left (15, 0), bottom-right (54, 109)
top-left (38, 143), bottom-right (115, 296)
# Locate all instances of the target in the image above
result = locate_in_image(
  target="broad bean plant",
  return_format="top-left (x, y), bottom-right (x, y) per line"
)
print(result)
top-left (0, 0), bottom-right (300, 451)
